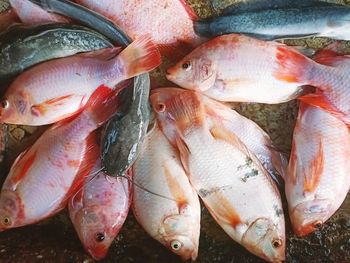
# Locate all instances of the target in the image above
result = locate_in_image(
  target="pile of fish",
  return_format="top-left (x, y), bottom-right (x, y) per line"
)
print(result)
top-left (0, 0), bottom-right (349, 262)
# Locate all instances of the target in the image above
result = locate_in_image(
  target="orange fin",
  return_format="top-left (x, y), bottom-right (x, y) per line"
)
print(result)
top-left (175, 137), bottom-right (190, 175)
top-left (163, 162), bottom-right (187, 207)
top-left (120, 36), bottom-right (161, 78)
top-left (298, 93), bottom-right (347, 123)
top-left (288, 140), bottom-right (298, 185)
top-left (166, 90), bottom-right (205, 134)
top-left (303, 140), bottom-right (324, 193)
top-left (11, 150), bottom-right (37, 186)
top-left (31, 95), bottom-right (75, 117)
top-left (201, 190), bottom-right (242, 228)
top-left (274, 46), bottom-right (310, 83)
top-left (177, 0), bottom-right (199, 20)
top-left (314, 55), bottom-right (349, 67)
top-left (84, 85), bottom-right (121, 126)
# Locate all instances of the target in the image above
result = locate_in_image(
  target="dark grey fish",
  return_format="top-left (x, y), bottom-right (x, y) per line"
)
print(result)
top-left (28, 0), bottom-right (151, 176)
top-left (0, 23), bottom-right (112, 84)
top-left (196, 0), bottom-right (350, 41)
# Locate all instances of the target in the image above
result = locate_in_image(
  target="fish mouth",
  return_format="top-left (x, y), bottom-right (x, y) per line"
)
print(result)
top-left (87, 245), bottom-right (108, 261)
top-left (290, 199), bottom-right (333, 237)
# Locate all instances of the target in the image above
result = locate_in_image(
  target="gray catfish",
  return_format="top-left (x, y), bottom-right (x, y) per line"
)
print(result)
top-left (0, 23), bottom-right (112, 84)
top-left (28, 0), bottom-right (151, 176)
top-left (196, 0), bottom-right (350, 41)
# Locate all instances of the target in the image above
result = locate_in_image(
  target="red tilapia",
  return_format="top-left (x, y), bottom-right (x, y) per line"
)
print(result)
top-left (286, 102), bottom-right (350, 236)
top-left (0, 36), bottom-right (160, 126)
top-left (0, 86), bottom-right (119, 231)
top-left (0, 9), bottom-right (19, 32)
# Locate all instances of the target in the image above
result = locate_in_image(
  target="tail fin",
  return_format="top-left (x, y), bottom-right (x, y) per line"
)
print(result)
top-left (119, 36), bottom-right (161, 78)
top-left (84, 85), bottom-right (123, 127)
top-left (194, 20), bottom-right (212, 37)
top-left (274, 46), bottom-right (314, 84)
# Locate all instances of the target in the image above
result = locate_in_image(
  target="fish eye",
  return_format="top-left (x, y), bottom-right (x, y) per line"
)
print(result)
top-left (313, 221), bottom-right (323, 228)
top-left (95, 232), bottom-right (105, 242)
top-left (170, 240), bottom-right (182, 251)
top-left (182, 61), bottom-right (192, 71)
top-left (2, 216), bottom-right (11, 226)
top-left (0, 99), bottom-right (9, 109)
top-left (272, 238), bottom-right (282, 248)
top-left (155, 103), bottom-right (166, 113)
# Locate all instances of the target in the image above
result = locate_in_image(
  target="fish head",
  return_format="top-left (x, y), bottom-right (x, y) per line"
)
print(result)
top-left (151, 87), bottom-right (205, 141)
top-left (0, 190), bottom-right (23, 231)
top-left (74, 206), bottom-right (121, 260)
top-left (241, 217), bottom-right (285, 262)
top-left (290, 199), bottom-right (333, 237)
top-left (158, 212), bottom-right (199, 261)
top-left (0, 91), bottom-right (31, 124)
top-left (166, 52), bottom-right (217, 92)
top-left (150, 87), bottom-right (186, 143)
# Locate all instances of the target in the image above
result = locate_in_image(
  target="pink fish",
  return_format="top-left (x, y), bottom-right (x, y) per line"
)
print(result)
top-left (132, 123), bottom-right (200, 261)
top-left (286, 102), bottom-right (350, 237)
top-left (150, 89), bottom-right (285, 262)
top-left (167, 34), bottom-right (345, 106)
top-left (9, 0), bottom-right (68, 25)
top-left (69, 161), bottom-right (131, 260)
top-left (74, 0), bottom-right (205, 58)
top-left (0, 36), bottom-right (161, 126)
top-left (0, 86), bottom-right (119, 231)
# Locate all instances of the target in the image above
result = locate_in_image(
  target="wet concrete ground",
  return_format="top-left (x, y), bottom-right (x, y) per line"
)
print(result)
top-left (0, 0), bottom-right (349, 262)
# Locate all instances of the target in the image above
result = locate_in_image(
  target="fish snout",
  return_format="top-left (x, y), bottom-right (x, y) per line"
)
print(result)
top-left (87, 244), bottom-right (108, 261)
top-left (290, 199), bottom-right (333, 237)
top-left (241, 218), bottom-right (285, 262)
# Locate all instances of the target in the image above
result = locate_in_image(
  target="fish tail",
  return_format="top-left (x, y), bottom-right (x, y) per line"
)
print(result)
top-left (274, 46), bottom-right (316, 84)
top-left (120, 36), bottom-right (161, 78)
top-left (194, 20), bottom-right (212, 37)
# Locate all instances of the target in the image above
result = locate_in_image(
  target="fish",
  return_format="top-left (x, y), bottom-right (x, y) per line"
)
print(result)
top-left (150, 89), bottom-right (285, 262)
top-left (0, 36), bottom-right (161, 126)
top-left (132, 123), bottom-right (200, 261)
top-left (0, 23), bottom-right (113, 84)
top-left (69, 160), bottom-right (131, 260)
top-left (0, 85), bottom-right (120, 231)
top-left (285, 102), bottom-right (350, 237)
top-left (297, 44), bottom-right (350, 126)
top-left (166, 34), bottom-right (346, 105)
top-left (9, 0), bottom-right (68, 25)
top-left (71, 0), bottom-right (204, 57)
top-left (0, 9), bottom-right (19, 32)
top-left (155, 87), bottom-right (286, 187)
top-left (195, 0), bottom-right (350, 41)
top-left (28, 0), bottom-right (153, 190)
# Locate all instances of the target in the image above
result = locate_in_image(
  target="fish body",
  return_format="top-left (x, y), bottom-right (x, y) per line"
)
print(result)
top-left (150, 89), bottom-right (285, 262)
top-left (74, 0), bottom-right (204, 56)
top-left (166, 34), bottom-right (321, 104)
top-left (69, 161), bottom-right (131, 260)
top-left (132, 124), bottom-right (200, 261)
top-left (195, 4), bottom-right (350, 41)
top-left (9, 0), bottom-right (68, 25)
top-left (0, 23), bottom-right (112, 84)
top-left (0, 86), bottom-right (120, 231)
top-left (0, 36), bottom-right (161, 125)
top-left (286, 103), bottom-right (350, 236)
